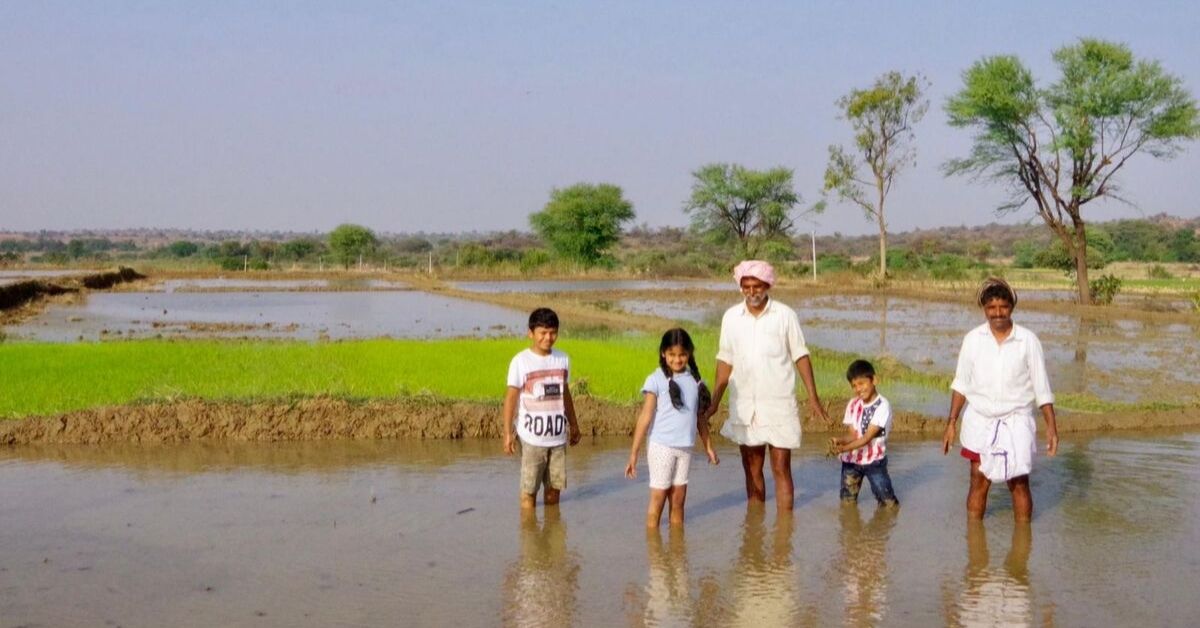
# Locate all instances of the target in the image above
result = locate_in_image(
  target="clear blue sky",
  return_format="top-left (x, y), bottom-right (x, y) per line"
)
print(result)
top-left (2, 1), bottom-right (1198, 235)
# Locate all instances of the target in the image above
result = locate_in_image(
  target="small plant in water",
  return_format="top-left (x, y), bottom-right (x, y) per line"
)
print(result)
top-left (1089, 274), bottom-right (1123, 305)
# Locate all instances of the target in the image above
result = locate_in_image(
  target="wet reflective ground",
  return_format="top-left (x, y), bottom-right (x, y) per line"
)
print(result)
top-left (6, 290), bottom-right (526, 341)
top-left (624, 293), bottom-right (1200, 404)
top-left (2, 432), bottom-right (1197, 626)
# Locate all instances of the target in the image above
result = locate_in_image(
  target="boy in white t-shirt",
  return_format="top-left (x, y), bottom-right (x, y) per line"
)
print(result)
top-left (502, 308), bottom-right (582, 509)
top-left (829, 360), bottom-right (898, 507)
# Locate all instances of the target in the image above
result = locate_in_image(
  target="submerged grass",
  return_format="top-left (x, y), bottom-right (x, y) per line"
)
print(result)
top-left (0, 333), bottom-right (942, 419)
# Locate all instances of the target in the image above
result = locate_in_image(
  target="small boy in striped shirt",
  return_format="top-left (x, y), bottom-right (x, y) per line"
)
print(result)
top-left (829, 360), bottom-right (899, 507)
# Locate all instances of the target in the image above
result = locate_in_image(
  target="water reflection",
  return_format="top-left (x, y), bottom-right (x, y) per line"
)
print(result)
top-left (625, 292), bottom-right (1200, 403)
top-left (502, 508), bottom-right (580, 627)
top-left (640, 528), bottom-right (694, 627)
top-left (837, 505), bottom-right (899, 626)
top-left (726, 507), bottom-right (800, 626)
top-left (947, 522), bottom-right (1040, 627)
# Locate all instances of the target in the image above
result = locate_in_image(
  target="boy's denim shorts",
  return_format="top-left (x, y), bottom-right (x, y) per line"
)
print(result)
top-left (520, 443), bottom-right (567, 495)
top-left (840, 457), bottom-right (898, 505)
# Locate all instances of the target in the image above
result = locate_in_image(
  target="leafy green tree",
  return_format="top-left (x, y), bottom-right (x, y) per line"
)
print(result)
top-left (328, 224), bottom-right (378, 268)
top-left (684, 163), bottom-right (804, 257)
top-left (824, 72), bottom-right (929, 277)
top-left (165, 240), bottom-right (199, 258)
top-left (529, 183), bottom-right (635, 266)
top-left (278, 238), bottom-right (322, 261)
top-left (945, 39), bottom-right (1200, 303)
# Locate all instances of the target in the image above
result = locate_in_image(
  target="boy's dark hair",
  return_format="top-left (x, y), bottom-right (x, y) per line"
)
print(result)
top-left (528, 307), bottom-right (559, 330)
top-left (658, 327), bottom-right (712, 416)
top-left (846, 359), bottom-right (876, 382)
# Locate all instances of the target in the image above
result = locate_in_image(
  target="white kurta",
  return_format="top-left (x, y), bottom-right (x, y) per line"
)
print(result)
top-left (952, 323), bottom-right (1053, 479)
top-left (716, 298), bottom-right (809, 449)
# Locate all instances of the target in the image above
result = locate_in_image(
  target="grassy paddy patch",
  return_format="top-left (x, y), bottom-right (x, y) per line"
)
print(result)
top-left (0, 333), bottom-right (913, 419)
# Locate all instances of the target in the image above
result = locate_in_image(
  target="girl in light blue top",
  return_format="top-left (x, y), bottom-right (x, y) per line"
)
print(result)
top-left (625, 328), bottom-right (720, 527)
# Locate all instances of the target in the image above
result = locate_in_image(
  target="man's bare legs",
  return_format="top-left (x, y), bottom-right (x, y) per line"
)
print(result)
top-left (967, 460), bottom-right (1032, 521)
top-left (1007, 476), bottom-right (1032, 522)
top-left (740, 445), bottom-right (767, 502)
top-left (740, 445), bottom-right (794, 509)
top-left (769, 447), bottom-right (794, 510)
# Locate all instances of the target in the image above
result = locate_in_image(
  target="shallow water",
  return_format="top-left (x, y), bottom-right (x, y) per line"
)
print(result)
top-left (7, 291), bottom-right (526, 341)
top-left (624, 294), bottom-right (1200, 404)
top-left (0, 269), bottom-right (93, 285)
top-left (1, 431), bottom-right (1197, 627)
top-left (451, 279), bottom-right (730, 293)
top-left (157, 278), bottom-right (410, 292)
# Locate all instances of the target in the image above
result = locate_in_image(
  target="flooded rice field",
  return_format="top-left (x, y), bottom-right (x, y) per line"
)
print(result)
top-left (624, 293), bottom-right (1200, 404)
top-left (6, 291), bottom-right (526, 341)
top-left (451, 279), bottom-right (729, 293)
top-left (157, 278), bottom-right (409, 292)
top-left (0, 269), bottom-right (93, 286)
top-left (1, 431), bottom-right (1197, 626)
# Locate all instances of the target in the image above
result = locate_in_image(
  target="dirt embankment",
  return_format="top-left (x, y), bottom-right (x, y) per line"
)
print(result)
top-left (0, 267), bottom-right (146, 324)
top-left (3, 395), bottom-right (1196, 445)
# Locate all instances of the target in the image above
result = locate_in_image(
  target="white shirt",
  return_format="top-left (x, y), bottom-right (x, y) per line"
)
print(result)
top-left (506, 348), bottom-right (570, 447)
top-left (951, 323), bottom-right (1054, 418)
top-left (716, 297), bottom-right (809, 427)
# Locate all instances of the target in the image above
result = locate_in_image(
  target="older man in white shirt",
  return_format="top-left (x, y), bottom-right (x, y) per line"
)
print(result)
top-left (703, 260), bottom-right (830, 510)
top-left (941, 277), bottom-right (1060, 521)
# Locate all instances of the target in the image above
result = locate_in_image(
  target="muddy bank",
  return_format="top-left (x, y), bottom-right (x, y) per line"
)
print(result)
top-left (0, 267), bottom-right (146, 323)
top-left (2, 395), bottom-right (1196, 445)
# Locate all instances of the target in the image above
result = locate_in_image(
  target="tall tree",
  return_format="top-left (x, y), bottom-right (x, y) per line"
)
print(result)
top-left (529, 183), bottom-right (635, 266)
top-left (824, 71), bottom-right (928, 277)
top-left (684, 163), bottom-right (801, 257)
top-left (328, 223), bottom-right (378, 269)
top-left (945, 39), bottom-right (1199, 303)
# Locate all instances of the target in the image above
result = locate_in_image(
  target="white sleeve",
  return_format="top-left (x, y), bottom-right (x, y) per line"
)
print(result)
top-left (716, 313), bottom-right (735, 364)
top-left (506, 355), bottom-right (522, 389)
top-left (869, 399), bottom-right (892, 430)
top-left (786, 310), bottom-right (809, 362)
top-left (950, 334), bottom-right (973, 396)
top-left (1026, 334), bottom-right (1055, 407)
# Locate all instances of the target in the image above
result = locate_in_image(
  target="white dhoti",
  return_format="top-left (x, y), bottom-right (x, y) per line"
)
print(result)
top-left (960, 405), bottom-right (1036, 481)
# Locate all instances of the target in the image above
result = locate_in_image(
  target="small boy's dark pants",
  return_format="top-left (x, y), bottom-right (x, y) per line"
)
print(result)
top-left (840, 458), bottom-right (898, 505)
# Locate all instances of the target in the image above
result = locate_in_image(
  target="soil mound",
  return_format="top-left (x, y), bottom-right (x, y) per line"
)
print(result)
top-left (4, 395), bottom-right (1193, 445)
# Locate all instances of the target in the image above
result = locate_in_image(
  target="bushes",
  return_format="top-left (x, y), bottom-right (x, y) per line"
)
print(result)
top-left (1089, 274), bottom-right (1123, 305)
top-left (1148, 264), bottom-right (1174, 280)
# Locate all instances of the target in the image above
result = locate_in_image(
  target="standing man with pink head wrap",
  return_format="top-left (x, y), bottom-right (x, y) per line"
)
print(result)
top-left (701, 260), bottom-right (831, 510)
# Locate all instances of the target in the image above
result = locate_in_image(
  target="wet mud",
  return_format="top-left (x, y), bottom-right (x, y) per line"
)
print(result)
top-left (2, 395), bottom-right (1195, 445)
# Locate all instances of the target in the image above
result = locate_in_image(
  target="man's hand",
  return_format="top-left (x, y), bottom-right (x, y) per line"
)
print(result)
top-left (941, 422), bottom-right (956, 455)
top-left (503, 432), bottom-right (517, 455)
top-left (706, 447), bottom-right (720, 466)
top-left (568, 423), bottom-right (582, 446)
top-left (1046, 426), bottom-right (1059, 457)
top-left (624, 455), bottom-right (637, 479)
top-left (808, 398), bottom-right (831, 426)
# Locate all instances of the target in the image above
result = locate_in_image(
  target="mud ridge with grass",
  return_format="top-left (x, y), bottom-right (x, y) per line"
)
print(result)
top-left (3, 394), bottom-right (1196, 445)
top-left (0, 267), bottom-right (146, 324)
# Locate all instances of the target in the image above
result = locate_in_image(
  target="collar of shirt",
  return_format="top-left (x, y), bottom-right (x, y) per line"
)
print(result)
top-left (974, 323), bottom-right (1026, 344)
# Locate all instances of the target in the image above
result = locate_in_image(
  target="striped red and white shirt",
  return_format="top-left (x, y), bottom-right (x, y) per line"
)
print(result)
top-left (840, 395), bottom-right (892, 465)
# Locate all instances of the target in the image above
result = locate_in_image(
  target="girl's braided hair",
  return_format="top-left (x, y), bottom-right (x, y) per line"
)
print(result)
top-left (658, 328), bottom-right (712, 416)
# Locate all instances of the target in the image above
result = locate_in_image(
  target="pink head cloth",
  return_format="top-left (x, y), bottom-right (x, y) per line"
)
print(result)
top-left (733, 260), bottom-right (776, 288)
